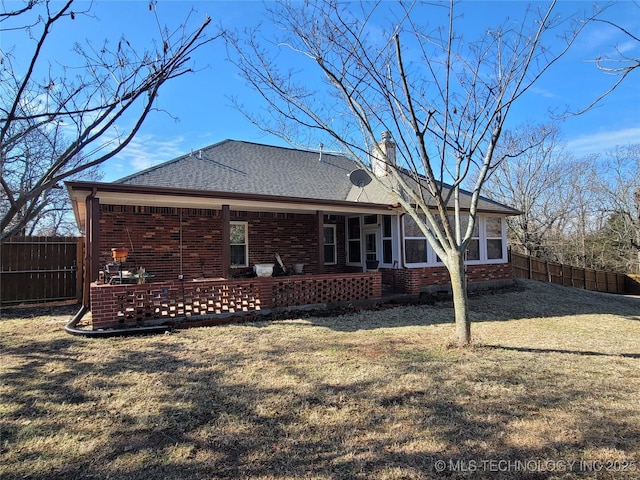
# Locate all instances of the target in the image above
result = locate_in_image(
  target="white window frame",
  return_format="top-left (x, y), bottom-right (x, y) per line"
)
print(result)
top-left (462, 215), bottom-right (481, 264)
top-left (402, 214), bottom-right (430, 267)
top-left (230, 221), bottom-right (248, 268)
top-left (381, 215), bottom-right (395, 267)
top-left (402, 214), bottom-right (508, 267)
top-left (483, 216), bottom-right (507, 263)
top-left (346, 216), bottom-right (362, 265)
top-left (323, 224), bottom-right (337, 265)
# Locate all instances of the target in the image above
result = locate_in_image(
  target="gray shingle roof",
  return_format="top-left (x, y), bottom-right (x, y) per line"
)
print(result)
top-left (116, 139), bottom-right (360, 202)
top-left (115, 139), bottom-right (518, 214)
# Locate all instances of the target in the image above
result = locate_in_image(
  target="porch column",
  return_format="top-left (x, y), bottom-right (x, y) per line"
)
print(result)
top-left (85, 193), bottom-right (100, 307)
top-left (316, 210), bottom-right (324, 273)
top-left (221, 204), bottom-right (230, 278)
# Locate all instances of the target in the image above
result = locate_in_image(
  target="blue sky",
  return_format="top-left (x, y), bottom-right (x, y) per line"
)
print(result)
top-left (4, 0), bottom-right (639, 181)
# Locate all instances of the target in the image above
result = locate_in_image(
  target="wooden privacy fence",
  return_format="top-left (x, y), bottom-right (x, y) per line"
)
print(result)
top-left (509, 250), bottom-right (627, 294)
top-left (0, 236), bottom-right (83, 306)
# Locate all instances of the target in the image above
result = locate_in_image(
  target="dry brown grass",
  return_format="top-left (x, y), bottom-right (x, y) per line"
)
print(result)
top-left (1, 280), bottom-right (639, 479)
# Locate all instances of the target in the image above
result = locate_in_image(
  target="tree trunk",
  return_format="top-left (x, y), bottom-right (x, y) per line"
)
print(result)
top-left (449, 250), bottom-right (471, 346)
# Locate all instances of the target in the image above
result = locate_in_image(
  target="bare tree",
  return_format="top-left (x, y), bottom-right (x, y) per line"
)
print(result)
top-left (0, 0), bottom-right (216, 240)
top-left (588, 144), bottom-right (640, 273)
top-left (578, 7), bottom-right (640, 113)
top-left (557, 165), bottom-right (600, 269)
top-left (2, 113), bottom-right (104, 236)
top-left (484, 122), bottom-right (595, 261)
top-left (226, 0), bottom-right (596, 345)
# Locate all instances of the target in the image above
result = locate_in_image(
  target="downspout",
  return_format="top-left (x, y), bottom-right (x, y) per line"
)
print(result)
top-left (65, 305), bottom-right (171, 337)
top-left (83, 188), bottom-right (97, 309)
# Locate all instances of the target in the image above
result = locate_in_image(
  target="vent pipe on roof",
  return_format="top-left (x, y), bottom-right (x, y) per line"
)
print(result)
top-left (319, 143), bottom-right (324, 162)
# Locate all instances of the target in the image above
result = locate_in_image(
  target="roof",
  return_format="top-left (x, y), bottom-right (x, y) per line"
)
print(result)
top-left (113, 139), bottom-right (519, 215)
top-left (116, 139), bottom-right (369, 203)
top-left (66, 139), bottom-right (519, 231)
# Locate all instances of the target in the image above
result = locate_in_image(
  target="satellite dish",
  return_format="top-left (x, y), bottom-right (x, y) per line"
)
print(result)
top-left (349, 169), bottom-right (372, 188)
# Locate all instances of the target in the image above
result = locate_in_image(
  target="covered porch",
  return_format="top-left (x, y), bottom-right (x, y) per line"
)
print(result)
top-left (66, 180), bottom-right (395, 329)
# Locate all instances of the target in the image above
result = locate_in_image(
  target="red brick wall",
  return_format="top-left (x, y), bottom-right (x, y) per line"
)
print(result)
top-left (90, 272), bottom-right (382, 329)
top-left (98, 205), bottom-right (349, 282)
top-left (382, 262), bottom-right (513, 295)
top-left (99, 205), bottom-right (221, 282)
top-left (467, 263), bottom-right (513, 284)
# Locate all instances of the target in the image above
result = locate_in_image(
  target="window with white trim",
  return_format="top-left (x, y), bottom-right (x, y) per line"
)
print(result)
top-left (403, 214), bottom-right (428, 265)
top-left (346, 217), bottom-right (361, 264)
top-left (323, 225), bottom-right (337, 265)
top-left (485, 217), bottom-right (504, 260)
top-left (402, 214), bottom-right (506, 266)
top-left (461, 216), bottom-right (480, 261)
top-left (382, 215), bottom-right (393, 265)
top-left (363, 214), bottom-right (377, 225)
top-left (230, 222), bottom-right (248, 267)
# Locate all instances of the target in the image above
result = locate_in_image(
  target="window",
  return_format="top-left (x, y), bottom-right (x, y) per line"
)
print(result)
top-left (230, 222), bottom-right (248, 267)
top-left (403, 214), bottom-right (428, 264)
top-left (382, 215), bottom-right (393, 264)
top-left (402, 213), bottom-right (506, 266)
top-left (461, 216), bottom-right (480, 261)
top-left (323, 225), bottom-right (337, 265)
top-left (486, 217), bottom-right (504, 260)
top-left (347, 217), bottom-right (361, 264)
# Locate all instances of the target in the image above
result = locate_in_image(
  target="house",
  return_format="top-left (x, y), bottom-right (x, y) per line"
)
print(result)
top-left (66, 136), bottom-right (519, 329)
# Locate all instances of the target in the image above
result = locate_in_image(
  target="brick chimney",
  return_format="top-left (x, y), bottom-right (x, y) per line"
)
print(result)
top-left (372, 131), bottom-right (396, 177)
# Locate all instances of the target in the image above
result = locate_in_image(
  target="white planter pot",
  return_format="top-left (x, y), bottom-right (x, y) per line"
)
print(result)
top-left (254, 264), bottom-right (275, 277)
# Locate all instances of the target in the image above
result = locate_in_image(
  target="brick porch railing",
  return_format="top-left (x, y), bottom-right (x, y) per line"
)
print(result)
top-left (90, 272), bottom-right (382, 329)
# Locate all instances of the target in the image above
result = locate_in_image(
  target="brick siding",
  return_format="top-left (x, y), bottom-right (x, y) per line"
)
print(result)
top-left (90, 272), bottom-right (382, 329)
top-left (381, 263), bottom-right (513, 295)
top-left (98, 205), bottom-right (348, 282)
top-left (93, 203), bottom-right (513, 328)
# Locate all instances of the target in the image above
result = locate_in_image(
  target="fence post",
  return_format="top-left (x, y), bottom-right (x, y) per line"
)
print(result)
top-left (570, 265), bottom-right (574, 288)
top-left (546, 260), bottom-right (551, 283)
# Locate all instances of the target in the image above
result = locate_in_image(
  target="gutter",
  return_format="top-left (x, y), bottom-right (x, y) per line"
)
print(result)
top-left (65, 306), bottom-right (171, 338)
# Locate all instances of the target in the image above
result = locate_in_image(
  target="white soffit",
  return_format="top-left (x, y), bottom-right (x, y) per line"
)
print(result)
top-left (93, 191), bottom-right (395, 215)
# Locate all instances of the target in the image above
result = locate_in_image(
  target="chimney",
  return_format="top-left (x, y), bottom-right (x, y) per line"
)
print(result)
top-left (372, 131), bottom-right (396, 177)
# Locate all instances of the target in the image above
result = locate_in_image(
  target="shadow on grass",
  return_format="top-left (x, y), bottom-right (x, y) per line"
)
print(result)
top-left (482, 344), bottom-right (640, 359)
top-left (0, 303), bottom-right (79, 320)
top-left (2, 280), bottom-right (640, 479)
top-left (2, 315), bottom-right (639, 480)
top-left (297, 279), bottom-right (640, 333)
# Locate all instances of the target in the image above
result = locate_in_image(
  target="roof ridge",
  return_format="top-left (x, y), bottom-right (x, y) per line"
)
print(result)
top-left (231, 138), bottom-right (354, 161)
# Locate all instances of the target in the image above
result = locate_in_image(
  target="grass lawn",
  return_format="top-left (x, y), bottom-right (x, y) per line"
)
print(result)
top-left (1, 280), bottom-right (639, 479)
